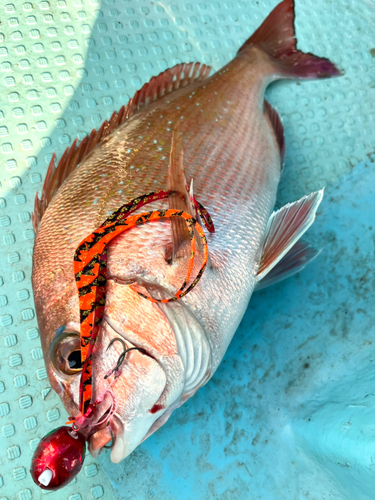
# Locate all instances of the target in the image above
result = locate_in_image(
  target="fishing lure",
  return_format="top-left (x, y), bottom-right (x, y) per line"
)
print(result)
top-left (75, 189), bottom-right (211, 416)
top-left (31, 189), bottom-right (214, 490)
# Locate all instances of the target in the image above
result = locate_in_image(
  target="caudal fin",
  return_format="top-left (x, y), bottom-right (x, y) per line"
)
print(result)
top-left (238, 0), bottom-right (341, 80)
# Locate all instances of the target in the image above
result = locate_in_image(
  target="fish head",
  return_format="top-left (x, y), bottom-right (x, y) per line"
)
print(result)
top-left (32, 222), bottom-right (208, 463)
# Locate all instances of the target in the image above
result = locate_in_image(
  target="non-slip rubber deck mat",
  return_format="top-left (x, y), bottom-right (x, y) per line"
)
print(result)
top-left (0, 0), bottom-right (374, 499)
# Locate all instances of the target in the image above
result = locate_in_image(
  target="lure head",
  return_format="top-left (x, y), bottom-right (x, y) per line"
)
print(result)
top-left (30, 426), bottom-right (86, 490)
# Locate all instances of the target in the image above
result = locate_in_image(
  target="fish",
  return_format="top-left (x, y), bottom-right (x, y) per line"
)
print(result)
top-left (31, 0), bottom-right (340, 465)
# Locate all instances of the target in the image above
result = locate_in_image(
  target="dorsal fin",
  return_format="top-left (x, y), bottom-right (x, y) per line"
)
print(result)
top-left (264, 100), bottom-right (285, 165)
top-left (32, 62), bottom-right (212, 234)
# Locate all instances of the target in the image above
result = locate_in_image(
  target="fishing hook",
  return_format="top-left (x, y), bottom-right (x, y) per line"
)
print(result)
top-left (103, 426), bottom-right (115, 449)
top-left (104, 338), bottom-right (147, 379)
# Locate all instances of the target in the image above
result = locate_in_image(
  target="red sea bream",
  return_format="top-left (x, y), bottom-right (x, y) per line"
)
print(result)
top-left (32, 0), bottom-right (340, 464)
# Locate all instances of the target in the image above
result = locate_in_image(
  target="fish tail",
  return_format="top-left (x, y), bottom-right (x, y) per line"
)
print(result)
top-left (237, 0), bottom-right (342, 80)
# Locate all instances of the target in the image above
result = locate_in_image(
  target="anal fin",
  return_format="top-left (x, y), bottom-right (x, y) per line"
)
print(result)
top-left (256, 189), bottom-right (324, 285)
top-left (254, 240), bottom-right (320, 291)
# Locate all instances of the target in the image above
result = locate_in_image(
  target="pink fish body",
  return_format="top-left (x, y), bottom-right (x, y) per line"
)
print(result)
top-left (32, 0), bottom-right (340, 465)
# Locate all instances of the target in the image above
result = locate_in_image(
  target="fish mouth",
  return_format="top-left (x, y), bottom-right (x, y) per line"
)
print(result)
top-left (74, 391), bottom-right (124, 458)
top-left (88, 411), bottom-right (124, 458)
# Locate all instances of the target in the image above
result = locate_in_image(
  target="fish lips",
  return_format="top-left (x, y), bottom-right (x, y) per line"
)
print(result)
top-left (88, 412), bottom-right (123, 458)
top-left (71, 391), bottom-right (124, 458)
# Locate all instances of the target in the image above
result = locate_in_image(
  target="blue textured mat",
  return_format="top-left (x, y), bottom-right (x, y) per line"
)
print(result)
top-left (0, 0), bottom-right (374, 499)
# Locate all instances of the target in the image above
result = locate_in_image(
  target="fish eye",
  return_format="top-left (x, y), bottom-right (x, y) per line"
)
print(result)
top-left (67, 349), bottom-right (82, 369)
top-left (50, 331), bottom-right (82, 376)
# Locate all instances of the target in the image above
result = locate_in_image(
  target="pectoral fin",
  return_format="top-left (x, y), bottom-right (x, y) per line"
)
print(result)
top-left (256, 189), bottom-right (324, 287)
top-left (168, 129), bottom-right (196, 261)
